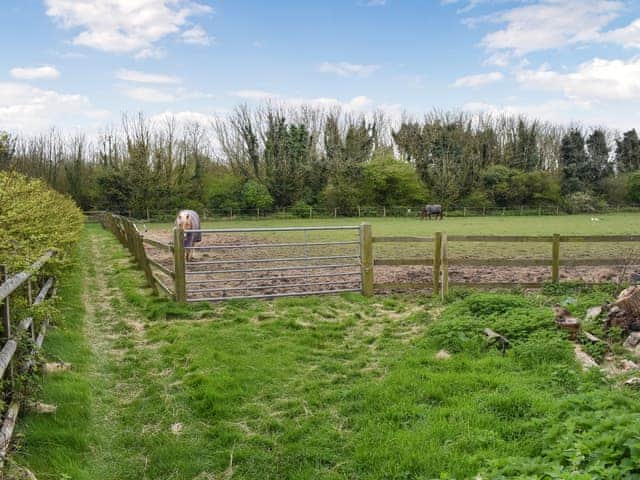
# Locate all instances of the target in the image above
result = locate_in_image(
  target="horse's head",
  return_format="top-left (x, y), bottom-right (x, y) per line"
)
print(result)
top-left (176, 211), bottom-right (194, 231)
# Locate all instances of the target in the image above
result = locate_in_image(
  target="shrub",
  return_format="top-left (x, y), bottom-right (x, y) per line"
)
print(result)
top-left (242, 180), bottom-right (274, 210)
top-left (626, 171), bottom-right (640, 204)
top-left (564, 191), bottom-right (606, 213)
top-left (0, 171), bottom-right (83, 273)
top-left (290, 200), bottom-right (312, 218)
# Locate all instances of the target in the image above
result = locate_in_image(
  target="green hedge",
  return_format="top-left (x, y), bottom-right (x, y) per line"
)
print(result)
top-left (0, 171), bottom-right (83, 274)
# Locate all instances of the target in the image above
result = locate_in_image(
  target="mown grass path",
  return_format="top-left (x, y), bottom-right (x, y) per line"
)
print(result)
top-left (14, 226), bottom-right (640, 479)
top-left (12, 227), bottom-right (434, 479)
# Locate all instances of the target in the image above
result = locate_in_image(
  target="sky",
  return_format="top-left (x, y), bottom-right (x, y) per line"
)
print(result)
top-left (2, 0), bottom-right (640, 134)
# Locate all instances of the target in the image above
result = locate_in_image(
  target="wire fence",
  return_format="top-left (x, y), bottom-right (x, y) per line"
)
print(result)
top-left (85, 204), bottom-right (640, 223)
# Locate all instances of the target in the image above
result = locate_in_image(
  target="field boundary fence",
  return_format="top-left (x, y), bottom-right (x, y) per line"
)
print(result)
top-left (85, 204), bottom-right (640, 223)
top-left (0, 251), bottom-right (56, 466)
top-left (101, 213), bottom-right (640, 302)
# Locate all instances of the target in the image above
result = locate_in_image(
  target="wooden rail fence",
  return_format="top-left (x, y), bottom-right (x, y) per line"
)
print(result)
top-left (101, 214), bottom-right (640, 301)
top-left (0, 251), bottom-right (56, 466)
top-left (364, 230), bottom-right (640, 296)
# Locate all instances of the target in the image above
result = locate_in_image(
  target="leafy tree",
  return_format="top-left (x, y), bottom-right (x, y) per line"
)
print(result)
top-left (205, 171), bottom-right (244, 210)
top-left (362, 153), bottom-right (428, 206)
top-left (627, 171), bottom-right (640, 204)
top-left (560, 130), bottom-right (589, 194)
top-left (615, 129), bottom-right (640, 173)
top-left (586, 129), bottom-right (612, 188)
top-left (242, 180), bottom-right (274, 210)
top-left (263, 116), bottom-right (309, 206)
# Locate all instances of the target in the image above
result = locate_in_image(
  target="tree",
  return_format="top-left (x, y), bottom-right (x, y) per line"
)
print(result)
top-left (362, 153), bottom-right (428, 206)
top-left (560, 130), bottom-right (589, 194)
top-left (242, 179), bottom-right (274, 210)
top-left (616, 129), bottom-right (640, 173)
top-left (627, 172), bottom-right (640, 204)
top-left (586, 129), bottom-right (612, 187)
top-left (263, 115), bottom-right (310, 206)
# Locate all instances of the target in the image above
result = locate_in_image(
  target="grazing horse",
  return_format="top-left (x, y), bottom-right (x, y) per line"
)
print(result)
top-left (420, 204), bottom-right (443, 220)
top-left (175, 210), bottom-right (201, 261)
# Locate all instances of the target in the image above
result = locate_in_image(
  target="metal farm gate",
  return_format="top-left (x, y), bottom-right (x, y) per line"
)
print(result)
top-left (182, 226), bottom-right (363, 302)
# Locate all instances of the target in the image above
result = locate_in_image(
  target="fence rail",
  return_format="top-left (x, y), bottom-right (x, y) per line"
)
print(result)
top-left (0, 251), bottom-right (56, 466)
top-left (101, 213), bottom-right (640, 302)
top-left (366, 231), bottom-right (640, 296)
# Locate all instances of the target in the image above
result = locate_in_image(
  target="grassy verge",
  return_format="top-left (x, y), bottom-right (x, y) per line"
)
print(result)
top-left (10, 229), bottom-right (93, 477)
top-left (11, 225), bottom-right (640, 479)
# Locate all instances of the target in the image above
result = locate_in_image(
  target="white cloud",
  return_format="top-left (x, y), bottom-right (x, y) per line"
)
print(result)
top-left (453, 71), bottom-right (503, 87)
top-left (124, 86), bottom-right (175, 103)
top-left (317, 61), bottom-right (380, 78)
top-left (45, 0), bottom-right (213, 56)
top-left (181, 25), bottom-right (213, 46)
top-left (483, 52), bottom-right (510, 68)
top-left (0, 82), bottom-right (108, 132)
top-left (603, 18), bottom-right (640, 49)
top-left (516, 57), bottom-right (640, 102)
top-left (116, 69), bottom-right (181, 85)
top-left (475, 0), bottom-right (623, 55)
top-left (10, 65), bottom-right (60, 80)
top-left (231, 90), bottom-right (280, 100)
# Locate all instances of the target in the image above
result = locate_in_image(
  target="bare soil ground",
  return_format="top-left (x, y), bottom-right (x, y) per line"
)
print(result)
top-left (143, 231), bottom-right (639, 299)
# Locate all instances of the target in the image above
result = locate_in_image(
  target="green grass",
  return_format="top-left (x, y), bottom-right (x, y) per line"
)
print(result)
top-left (12, 225), bottom-right (640, 479)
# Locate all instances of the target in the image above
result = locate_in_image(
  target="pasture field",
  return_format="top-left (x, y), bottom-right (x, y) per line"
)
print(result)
top-left (11, 224), bottom-right (640, 479)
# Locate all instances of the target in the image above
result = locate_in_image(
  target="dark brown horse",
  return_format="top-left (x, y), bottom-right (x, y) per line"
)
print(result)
top-left (420, 204), bottom-right (443, 220)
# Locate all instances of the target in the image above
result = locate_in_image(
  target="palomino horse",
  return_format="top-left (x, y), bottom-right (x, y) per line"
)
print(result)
top-left (420, 204), bottom-right (443, 220)
top-left (175, 210), bottom-right (202, 261)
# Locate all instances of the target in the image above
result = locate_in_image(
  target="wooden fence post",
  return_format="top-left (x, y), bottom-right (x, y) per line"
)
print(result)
top-left (552, 234), bottom-right (560, 283)
top-left (1, 265), bottom-right (10, 340)
top-left (173, 227), bottom-right (187, 302)
top-left (136, 232), bottom-right (158, 295)
top-left (433, 232), bottom-right (442, 294)
top-left (360, 223), bottom-right (374, 296)
top-left (441, 233), bottom-right (449, 299)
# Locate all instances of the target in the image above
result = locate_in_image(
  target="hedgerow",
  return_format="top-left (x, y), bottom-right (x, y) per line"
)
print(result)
top-left (0, 171), bottom-right (83, 274)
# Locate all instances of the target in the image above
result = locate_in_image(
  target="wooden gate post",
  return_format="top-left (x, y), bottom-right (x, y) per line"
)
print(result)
top-left (173, 227), bottom-right (187, 302)
top-left (360, 223), bottom-right (374, 296)
top-left (441, 233), bottom-right (449, 299)
top-left (552, 234), bottom-right (560, 283)
top-left (433, 232), bottom-right (442, 294)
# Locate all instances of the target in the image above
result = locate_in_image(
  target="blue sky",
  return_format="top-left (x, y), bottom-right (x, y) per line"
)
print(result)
top-left (2, 0), bottom-right (640, 133)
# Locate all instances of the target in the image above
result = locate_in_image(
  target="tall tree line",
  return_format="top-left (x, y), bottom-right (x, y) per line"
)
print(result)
top-left (2, 106), bottom-right (640, 215)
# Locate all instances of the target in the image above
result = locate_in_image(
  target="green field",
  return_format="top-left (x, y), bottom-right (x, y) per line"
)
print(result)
top-left (11, 224), bottom-right (640, 479)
